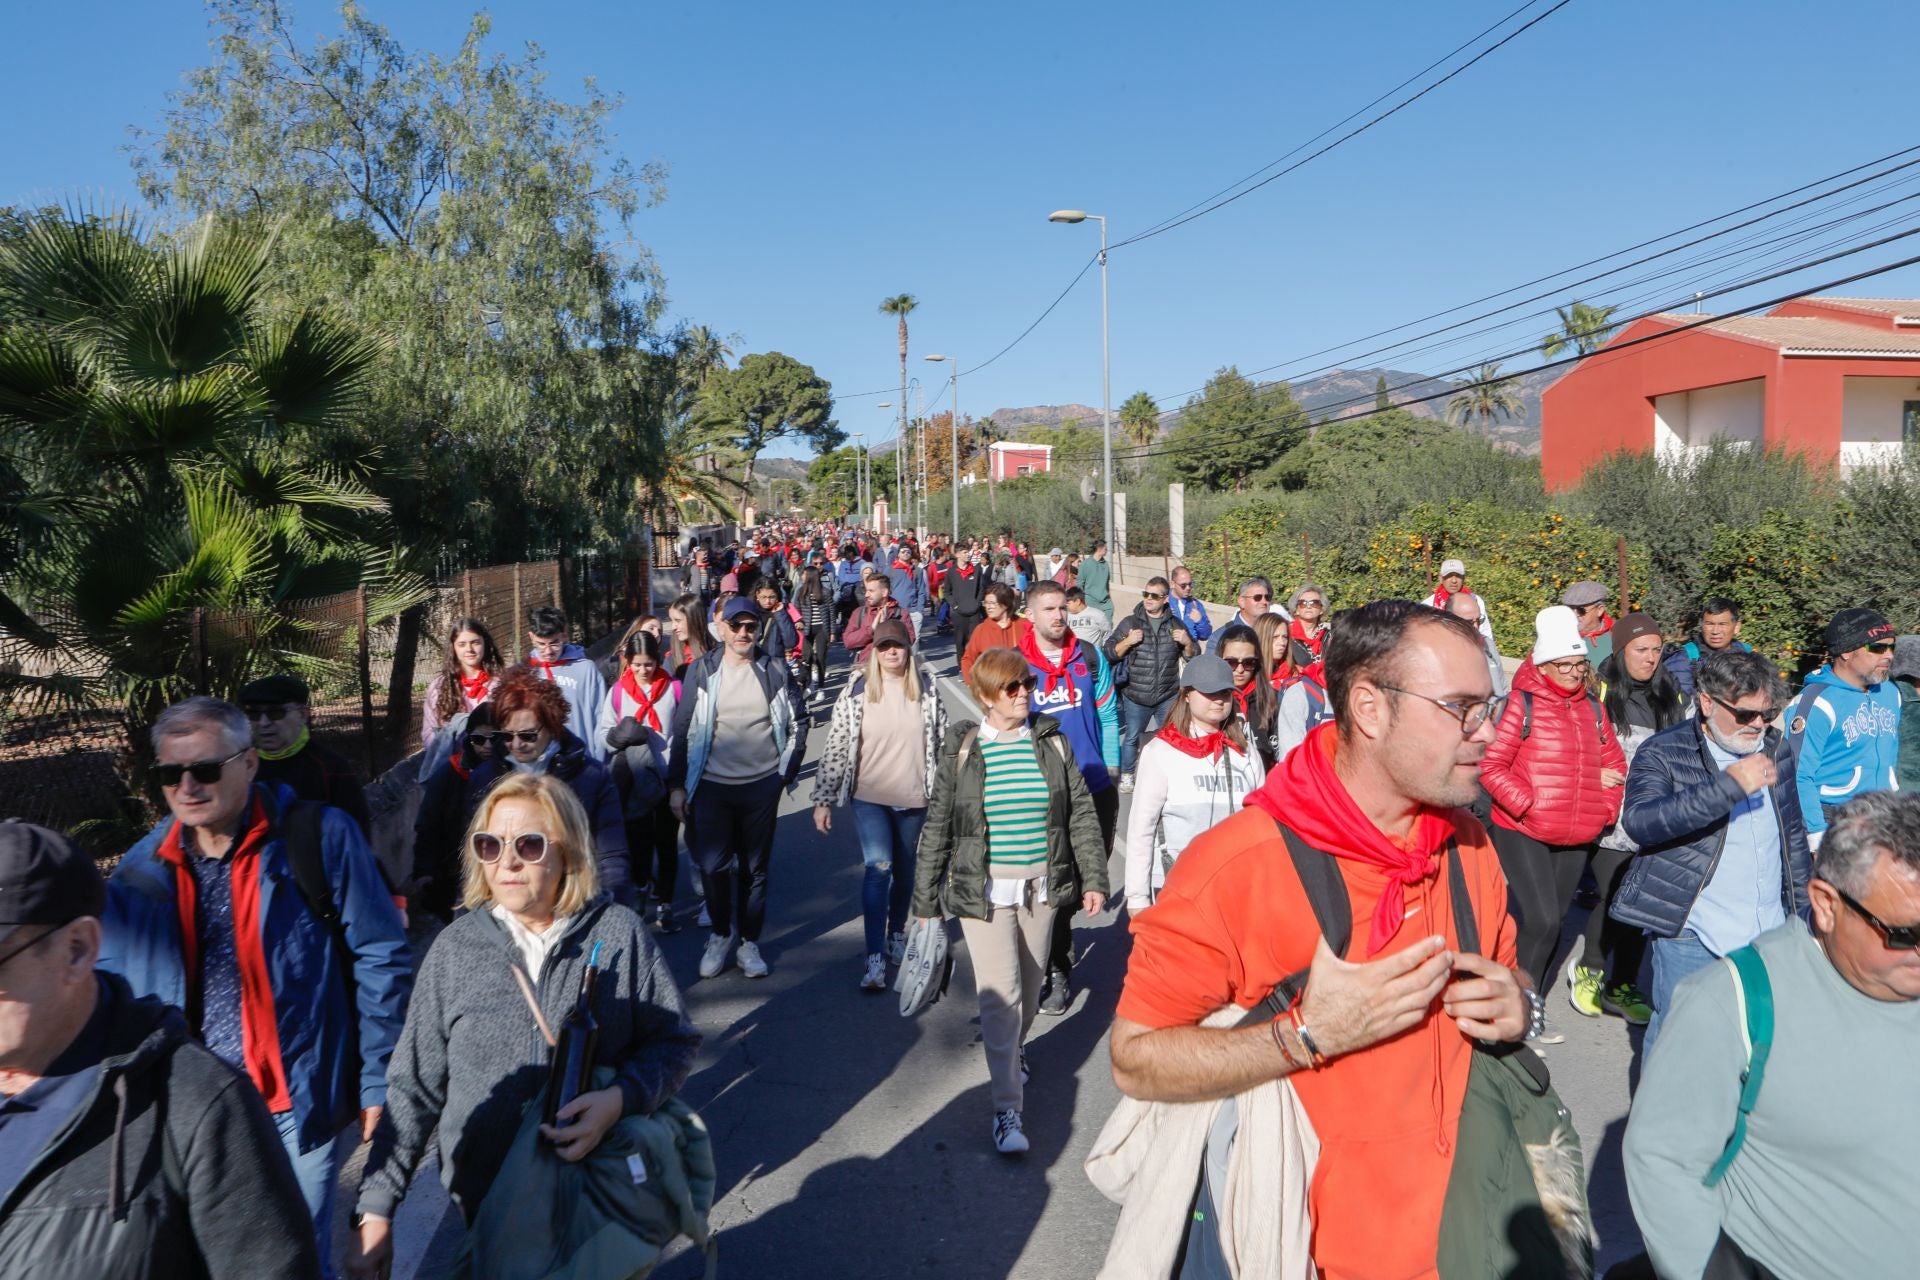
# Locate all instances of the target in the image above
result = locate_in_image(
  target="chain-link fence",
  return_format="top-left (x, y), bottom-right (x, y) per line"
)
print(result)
top-left (1, 543), bottom-right (650, 851)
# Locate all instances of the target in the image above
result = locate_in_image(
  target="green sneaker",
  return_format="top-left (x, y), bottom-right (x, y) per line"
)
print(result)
top-left (1567, 964), bottom-right (1603, 1017)
top-left (1601, 983), bottom-right (1654, 1026)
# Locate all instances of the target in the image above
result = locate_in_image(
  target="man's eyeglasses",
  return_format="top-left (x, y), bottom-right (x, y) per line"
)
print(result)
top-left (472, 831), bottom-right (552, 865)
top-left (1244, 593), bottom-right (1270, 603)
top-left (489, 729), bottom-right (544, 747)
top-left (1142, 591), bottom-right (1166, 601)
top-left (1827, 882), bottom-right (1920, 949)
top-left (242, 703), bottom-right (294, 723)
top-left (1706, 694), bottom-right (1780, 727)
top-left (1378, 686), bottom-right (1505, 736)
top-left (153, 747), bottom-right (250, 788)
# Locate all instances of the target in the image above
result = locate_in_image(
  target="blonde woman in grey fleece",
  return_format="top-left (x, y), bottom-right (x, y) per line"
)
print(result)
top-left (347, 773), bottom-right (699, 1279)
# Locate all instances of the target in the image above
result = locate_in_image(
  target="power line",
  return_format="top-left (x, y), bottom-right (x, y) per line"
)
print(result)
top-left (1137, 145), bottom-right (1920, 416)
top-left (1123, 0), bottom-right (1554, 244)
top-left (1114, 227), bottom-right (1920, 462)
top-left (1108, 0), bottom-right (1577, 251)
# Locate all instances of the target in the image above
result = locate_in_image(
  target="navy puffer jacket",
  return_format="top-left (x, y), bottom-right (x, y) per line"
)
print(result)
top-left (1608, 716), bottom-right (1811, 938)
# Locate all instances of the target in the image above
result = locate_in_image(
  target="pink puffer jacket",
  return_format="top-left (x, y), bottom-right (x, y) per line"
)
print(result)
top-left (1480, 658), bottom-right (1626, 846)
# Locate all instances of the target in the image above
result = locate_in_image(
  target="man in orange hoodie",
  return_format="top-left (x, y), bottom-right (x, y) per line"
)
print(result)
top-left (1110, 599), bottom-right (1530, 1280)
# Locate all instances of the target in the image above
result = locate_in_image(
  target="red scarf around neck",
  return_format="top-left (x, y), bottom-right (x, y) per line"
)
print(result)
top-left (1017, 627), bottom-right (1080, 695)
top-left (1244, 723), bottom-right (1455, 956)
top-left (1157, 718), bottom-right (1243, 760)
top-left (458, 668), bottom-right (493, 703)
top-left (1231, 683), bottom-right (1252, 717)
top-left (1288, 617), bottom-right (1325, 660)
top-left (618, 669), bottom-right (672, 731)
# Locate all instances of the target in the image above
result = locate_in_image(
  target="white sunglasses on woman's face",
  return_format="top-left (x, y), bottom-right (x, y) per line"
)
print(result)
top-left (472, 831), bottom-right (551, 864)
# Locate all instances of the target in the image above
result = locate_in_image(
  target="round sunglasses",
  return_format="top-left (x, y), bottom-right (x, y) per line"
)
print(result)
top-left (471, 831), bottom-right (552, 864)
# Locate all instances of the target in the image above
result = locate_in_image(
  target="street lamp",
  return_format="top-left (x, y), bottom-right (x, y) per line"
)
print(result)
top-left (925, 354), bottom-right (959, 542)
top-left (1049, 209), bottom-right (1113, 554)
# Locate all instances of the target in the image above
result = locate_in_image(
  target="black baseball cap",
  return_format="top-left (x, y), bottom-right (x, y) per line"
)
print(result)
top-left (238, 673), bottom-right (310, 705)
top-left (0, 821), bottom-right (105, 948)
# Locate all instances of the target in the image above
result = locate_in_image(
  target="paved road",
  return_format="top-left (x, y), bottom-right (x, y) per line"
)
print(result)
top-left (371, 625), bottom-right (1649, 1278)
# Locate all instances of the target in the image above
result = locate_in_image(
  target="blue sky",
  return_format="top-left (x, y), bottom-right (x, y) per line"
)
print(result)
top-left (7, 1), bottom-right (1920, 458)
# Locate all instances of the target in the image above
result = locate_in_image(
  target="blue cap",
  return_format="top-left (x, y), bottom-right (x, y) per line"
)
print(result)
top-left (721, 596), bottom-right (762, 624)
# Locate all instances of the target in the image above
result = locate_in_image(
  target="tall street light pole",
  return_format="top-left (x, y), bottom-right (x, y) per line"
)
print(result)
top-left (851, 431), bottom-right (867, 523)
top-left (1048, 210), bottom-right (1112, 553)
top-left (925, 354), bottom-right (959, 542)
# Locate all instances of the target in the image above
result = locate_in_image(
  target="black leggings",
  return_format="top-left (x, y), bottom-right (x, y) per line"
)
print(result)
top-left (1582, 843), bottom-right (1648, 987)
top-left (806, 624), bottom-right (831, 688)
top-left (623, 805), bottom-right (681, 906)
top-left (1049, 784), bottom-right (1119, 978)
top-left (1491, 825), bottom-right (1590, 988)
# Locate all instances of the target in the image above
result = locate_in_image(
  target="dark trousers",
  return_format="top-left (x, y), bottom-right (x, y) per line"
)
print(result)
top-left (954, 610), bottom-right (982, 659)
top-left (806, 624), bottom-right (831, 688)
top-left (685, 775), bottom-right (783, 942)
top-left (623, 805), bottom-right (680, 906)
top-left (1491, 824), bottom-right (1592, 988)
top-left (1582, 842), bottom-right (1648, 987)
top-left (1049, 783), bottom-right (1119, 979)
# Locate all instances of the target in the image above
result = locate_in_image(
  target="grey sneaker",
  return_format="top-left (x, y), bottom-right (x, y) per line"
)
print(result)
top-left (992, 1109), bottom-right (1029, 1155)
top-left (737, 941), bottom-right (769, 979)
top-left (1039, 970), bottom-right (1071, 1017)
top-left (698, 933), bottom-right (733, 979)
top-left (860, 954), bottom-right (887, 991)
top-left (887, 932), bottom-right (907, 965)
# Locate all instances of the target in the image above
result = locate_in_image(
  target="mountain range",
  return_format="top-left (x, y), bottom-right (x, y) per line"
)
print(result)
top-left (984, 365), bottom-right (1556, 455)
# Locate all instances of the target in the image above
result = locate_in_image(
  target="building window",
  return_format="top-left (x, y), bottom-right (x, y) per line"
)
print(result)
top-left (1904, 400), bottom-right (1920, 445)
top-left (1016, 465), bottom-right (1034, 476)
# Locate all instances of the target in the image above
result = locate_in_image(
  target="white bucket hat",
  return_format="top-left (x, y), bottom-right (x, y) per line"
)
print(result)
top-left (1531, 605), bottom-right (1589, 665)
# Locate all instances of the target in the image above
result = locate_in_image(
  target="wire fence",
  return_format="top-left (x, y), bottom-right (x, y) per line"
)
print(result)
top-left (1, 543), bottom-right (650, 851)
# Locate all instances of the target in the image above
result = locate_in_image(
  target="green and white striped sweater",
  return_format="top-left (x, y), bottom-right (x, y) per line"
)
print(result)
top-left (979, 734), bottom-right (1051, 878)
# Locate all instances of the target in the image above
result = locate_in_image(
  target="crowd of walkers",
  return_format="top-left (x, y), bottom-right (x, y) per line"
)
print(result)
top-left (4, 511), bottom-right (1917, 1280)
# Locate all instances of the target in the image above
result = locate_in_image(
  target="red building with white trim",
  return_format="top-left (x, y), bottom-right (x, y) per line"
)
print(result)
top-left (1539, 297), bottom-right (1920, 489)
top-left (988, 441), bottom-right (1053, 482)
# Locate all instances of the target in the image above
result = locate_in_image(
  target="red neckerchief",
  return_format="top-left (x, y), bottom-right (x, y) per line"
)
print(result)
top-left (1270, 667), bottom-right (1289, 691)
top-left (1017, 627), bottom-right (1080, 695)
top-left (892, 559), bottom-right (910, 571)
top-left (1286, 660), bottom-right (1326, 690)
top-left (528, 655), bottom-right (570, 676)
top-left (958, 563), bottom-right (975, 579)
top-left (1156, 719), bottom-right (1242, 760)
top-left (1231, 683), bottom-right (1251, 717)
top-left (1585, 612), bottom-right (1615, 639)
top-left (1288, 617), bottom-right (1325, 660)
top-left (1244, 724), bottom-right (1455, 956)
top-left (458, 669), bottom-right (493, 703)
top-left (1431, 582), bottom-right (1462, 610)
top-left (617, 670), bottom-right (672, 731)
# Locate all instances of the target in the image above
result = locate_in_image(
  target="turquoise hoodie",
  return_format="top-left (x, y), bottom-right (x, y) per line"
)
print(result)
top-left (1789, 664), bottom-right (1901, 835)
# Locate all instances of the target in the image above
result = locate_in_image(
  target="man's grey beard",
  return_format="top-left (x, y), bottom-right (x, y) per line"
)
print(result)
top-left (1704, 717), bottom-right (1766, 757)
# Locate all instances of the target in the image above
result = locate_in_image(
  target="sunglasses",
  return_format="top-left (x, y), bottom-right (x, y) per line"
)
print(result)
top-left (1142, 591), bottom-right (1166, 601)
top-left (1244, 593), bottom-right (1270, 603)
top-left (999, 676), bottom-right (1038, 696)
top-left (465, 732), bottom-right (496, 750)
top-left (1223, 656), bottom-right (1260, 669)
top-left (153, 746), bottom-right (250, 788)
top-left (489, 729), bottom-right (545, 747)
top-left (1707, 694), bottom-right (1780, 726)
top-left (1829, 882), bottom-right (1920, 949)
top-left (472, 831), bottom-right (552, 864)
top-left (1296, 600), bottom-right (1325, 611)
top-left (1864, 642), bottom-right (1895, 655)
top-left (724, 617), bottom-right (759, 632)
top-left (242, 704), bottom-right (294, 723)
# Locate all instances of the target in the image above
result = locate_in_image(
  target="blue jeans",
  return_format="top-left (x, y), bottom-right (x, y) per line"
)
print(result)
top-left (274, 1108), bottom-right (351, 1280)
top-left (1120, 694), bottom-right (1175, 776)
top-left (852, 799), bottom-right (925, 957)
top-left (1646, 929), bottom-right (1718, 1061)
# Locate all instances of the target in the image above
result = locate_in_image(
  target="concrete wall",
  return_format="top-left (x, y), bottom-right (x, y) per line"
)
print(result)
top-left (1840, 374), bottom-right (1920, 468)
top-left (1653, 378), bottom-right (1765, 461)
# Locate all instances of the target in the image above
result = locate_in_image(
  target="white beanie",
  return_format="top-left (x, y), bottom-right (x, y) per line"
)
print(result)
top-left (1530, 605), bottom-right (1588, 665)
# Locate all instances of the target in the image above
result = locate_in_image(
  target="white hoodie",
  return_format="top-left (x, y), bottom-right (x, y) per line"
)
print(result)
top-left (1125, 732), bottom-right (1267, 910)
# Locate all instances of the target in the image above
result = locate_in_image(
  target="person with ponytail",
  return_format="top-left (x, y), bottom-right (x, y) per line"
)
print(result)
top-left (1123, 655), bottom-right (1267, 915)
top-left (598, 631), bottom-right (683, 932)
top-left (423, 618), bottom-right (504, 750)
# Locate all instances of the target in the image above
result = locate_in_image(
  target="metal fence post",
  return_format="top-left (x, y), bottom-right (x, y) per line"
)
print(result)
top-left (355, 585), bottom-right (375, 775)
top-left (511, 563), bottom-right (524, 662)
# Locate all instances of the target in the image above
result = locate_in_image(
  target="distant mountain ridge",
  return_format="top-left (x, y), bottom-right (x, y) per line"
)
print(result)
top-left (987, 367), bottom-right (1551, 455)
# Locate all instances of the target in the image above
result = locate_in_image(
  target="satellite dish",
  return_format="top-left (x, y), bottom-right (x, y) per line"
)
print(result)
top-left (1079, 474), bottom-right (1097, 505)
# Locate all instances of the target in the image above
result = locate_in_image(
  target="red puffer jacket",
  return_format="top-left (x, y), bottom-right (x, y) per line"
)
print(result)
top-left (1480, 658), bottom-right (1627, 846)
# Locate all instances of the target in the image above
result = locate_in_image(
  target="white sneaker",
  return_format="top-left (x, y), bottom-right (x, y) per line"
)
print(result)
top-left (738, 941), bottom-right (769, 979)
top-left (887, 932), bottom-right (906, 965)
top-left (698, 933), bottom-right (734, 979)
top-left (1117, 772), bottom-right (1135, 793)
top-left (860, 954), bottom-right (888, 991)
top-left (696, 903), bottom-right (712, 929)
top-left (992, 1109), bottom-right (1029, 1155)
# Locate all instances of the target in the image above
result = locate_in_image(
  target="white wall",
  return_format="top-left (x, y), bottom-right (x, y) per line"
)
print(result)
top-left (1653, 379), bottom-right (1765, 461)
top-left (1840, 375), bottom-right (1920, 469)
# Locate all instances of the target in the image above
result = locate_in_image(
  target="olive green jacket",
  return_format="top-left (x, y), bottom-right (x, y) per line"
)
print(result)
top-left (912, 714), bottom-right (1110, 921)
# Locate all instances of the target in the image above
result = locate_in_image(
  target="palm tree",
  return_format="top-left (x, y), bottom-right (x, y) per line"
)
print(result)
top-left (879, 293), bottom-right (917, 516)
top-left (1445, 363), bottom-right (1526, 430)
top-left (1541, 301), bottom-right (1619, 359)
top-left (1119, 391), bottom-right (1159, 449)
top-left (639, 418), bottom-right (749, 527)
top-left (0, 210), bottom-right (422, 782)
top-left (677, 324), bottom-right (734, 386)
